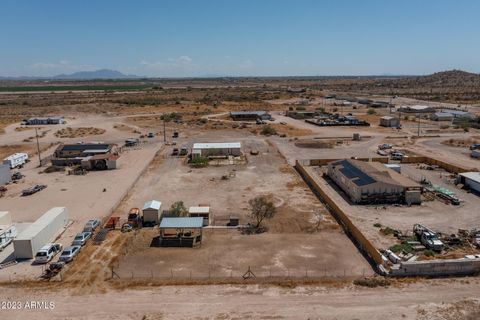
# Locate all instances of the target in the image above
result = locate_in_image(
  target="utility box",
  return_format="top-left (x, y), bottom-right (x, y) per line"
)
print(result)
top-left (142, 200), bottom-right (162, 225)
top-left (13, 207), bottom-right (69, 259)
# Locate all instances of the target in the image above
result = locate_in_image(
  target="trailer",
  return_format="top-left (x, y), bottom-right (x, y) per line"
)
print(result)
top-left (13, 207), bottom-right (69, 259)
top-left (0, 212), bottom-right (17, 251)
top-left (3, 153), bottom-right (28, 169)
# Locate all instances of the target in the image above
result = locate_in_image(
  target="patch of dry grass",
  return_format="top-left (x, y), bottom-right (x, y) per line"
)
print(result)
top-left (54, 127), bottom-right (106, 138)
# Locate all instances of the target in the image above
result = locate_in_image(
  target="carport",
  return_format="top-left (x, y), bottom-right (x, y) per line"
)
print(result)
top-left (157, 217), bottom-right (203, 247)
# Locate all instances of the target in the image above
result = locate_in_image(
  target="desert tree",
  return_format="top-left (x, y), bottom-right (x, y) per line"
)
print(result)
top-left (249, 196), bottom-right (276, 229)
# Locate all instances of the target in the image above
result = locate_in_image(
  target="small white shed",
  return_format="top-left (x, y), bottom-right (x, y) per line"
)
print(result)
top-left (142, 200), bottom-right (162, 225)
top-left (188, 206), bottom-right (210, 226)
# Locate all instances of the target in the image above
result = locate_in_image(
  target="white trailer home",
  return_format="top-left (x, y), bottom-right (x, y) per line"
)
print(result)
top-left (3, 153), bottom-right (28, 169)
top-left (0, 212), bottom-right (17, 250)
top-left (13, 207), bottom-right (69, 259)
top-left (191, 142), bottom-right (242, 159)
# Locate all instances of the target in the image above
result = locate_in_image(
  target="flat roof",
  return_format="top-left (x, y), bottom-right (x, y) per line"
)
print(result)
top-left (159, 217), bottom-right (204, 229)
top-left (459, 172), bottom-right (480, 184)
top-left (82, 149), bottom-right (110, 153)
top-left (16, 207), bottom-right (67, 241)
top-left (380, 116), bottom-right (397, 120)
top-left (230, 111), bottom-right (268, 116)
top-left (143, 200), bottom-right (162, 211)
top-left (189, 206), bottom-right (210, 213)
top-left (193, 142), bottom-right (241, 149)
top-left (3, 153), bottom-right (28, 161)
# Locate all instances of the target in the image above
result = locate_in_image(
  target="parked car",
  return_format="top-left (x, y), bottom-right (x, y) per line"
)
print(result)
top-left (21, 184), bottom-right (47, 196)
top-left (172, 148), bottom-right (179, 156)
top-left (34, 243), bottom-right (63, 264)
top-left (469, 144), bottom-right (480, 150)
top-left (127, 208), bottom-right (142, 228)
top-left (147, 132), bottom-right (155, 138)
top-left (11, 172), bottom-right (24, 181)
top-left (378, 143), bottom-right (393, 150)
top-left (377, 149), bottom-right (387, 156)
top-left (172, 131), bottom-right (179, 138)
top-left (58, 246), bottom-right (81, 263)
top-left (71, 232), bottom-right (92, 246)
top-left (83, 219), bottom-right (101, 232)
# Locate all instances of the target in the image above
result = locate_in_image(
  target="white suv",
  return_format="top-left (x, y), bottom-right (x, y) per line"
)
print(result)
top-left (34, 243), bottom-right (63, 264)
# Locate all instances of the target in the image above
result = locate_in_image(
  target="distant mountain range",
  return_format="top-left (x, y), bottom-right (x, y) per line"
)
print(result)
top-left (0, 69), bottom-right (140, 80)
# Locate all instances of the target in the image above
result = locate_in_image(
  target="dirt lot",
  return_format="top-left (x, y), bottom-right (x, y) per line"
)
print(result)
top-left (0, 141), bottom-right (161, 281)
top-left (110, 130), bottom-right (370, 278)
top-left (305, 163), bottom-right (480, 259)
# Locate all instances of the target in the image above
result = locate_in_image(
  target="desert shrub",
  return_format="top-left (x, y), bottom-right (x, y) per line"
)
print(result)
top-left (190, 156), bottom-right (209, 168)
top-left (260, 125), bottom-right (277, 136)
top-left (353, 277), bottom-right (390, 288)
top-left (367, 108), bottom-right (376, 115)
top-left (424, 249), bottom-right (435, 257)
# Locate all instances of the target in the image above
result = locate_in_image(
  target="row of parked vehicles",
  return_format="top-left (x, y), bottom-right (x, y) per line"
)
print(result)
top-left (34, 219), bottom-right (100, 264)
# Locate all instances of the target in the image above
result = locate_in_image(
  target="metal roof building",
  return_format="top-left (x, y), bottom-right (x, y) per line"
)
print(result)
top-left (142, 200), bottom-right (162, 225)
top-left (229, 111), bottom-right (272, 121)
top-left (327, 159), bottom-right (421, 204)
top-left (458, 172), bottom-right (480, 193)
top-left (192, 142), bottom-right (242, 158)
top-left (13, 207), bottom-right (69, 259)
top-left (160, 217), bottom-right (204, 229)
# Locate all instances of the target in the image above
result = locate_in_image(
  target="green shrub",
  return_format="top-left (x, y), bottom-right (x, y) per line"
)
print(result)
top-left (261, 125), bottom-right (277, 136)
top-left (373, 223), bottom-right (382, 228)
top-left (367, 108), bottom-right (376, 115)
top-left (190, 156), bottom-right (209, 168)
top-left (389, 242), bottom-right (413, 254)
top-left (424, 249), bottom-right (435, 257)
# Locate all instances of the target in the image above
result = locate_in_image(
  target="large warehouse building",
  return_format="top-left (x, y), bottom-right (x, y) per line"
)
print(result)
top-left (327, 159), bottom-right (422, 204)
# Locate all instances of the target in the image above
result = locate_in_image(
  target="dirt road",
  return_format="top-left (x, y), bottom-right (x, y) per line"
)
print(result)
top-left (0, 279), bottom-right (479, 319)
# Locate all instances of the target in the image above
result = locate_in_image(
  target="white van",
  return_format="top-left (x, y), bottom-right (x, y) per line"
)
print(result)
top-left (0, 226), bottom-right (17, 251)
top-left (34, 243), bottom-right (63, 264)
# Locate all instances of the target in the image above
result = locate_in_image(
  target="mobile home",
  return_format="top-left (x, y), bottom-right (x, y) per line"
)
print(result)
top-left (3, 153), bottom-right (28, 169)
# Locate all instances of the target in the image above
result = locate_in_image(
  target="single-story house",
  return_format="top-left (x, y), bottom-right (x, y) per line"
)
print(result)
top-left (229, 111), bottom-right (272, 121)
top-left (327, 159), bottom-right (422, 204)
top-left (192, 142), bottom-right (241, 159)
top-left (22, 117), bottom-right (66, 125)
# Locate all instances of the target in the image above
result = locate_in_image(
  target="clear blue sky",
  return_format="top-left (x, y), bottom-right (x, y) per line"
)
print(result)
top-left (1, 0), bottom-right (479, 77)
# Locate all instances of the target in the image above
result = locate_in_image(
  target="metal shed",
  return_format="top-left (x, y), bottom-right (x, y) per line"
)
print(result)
top-left (142, 200), bottom-right (162, 225)
top-left (458, 172), bottom-right (480, 193)
top-left (157, 217), bottom-right (203, 247)
top-left (188, 206), bottom-right (210, 226)
top-left (13, 207), bottom-right (69, 259)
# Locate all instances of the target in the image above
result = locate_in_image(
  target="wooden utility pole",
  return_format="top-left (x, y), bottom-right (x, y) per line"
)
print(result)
top-left (163, 118), bottom-right (166, 143)
top-left (35, 127), bottom-right (41, 167)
